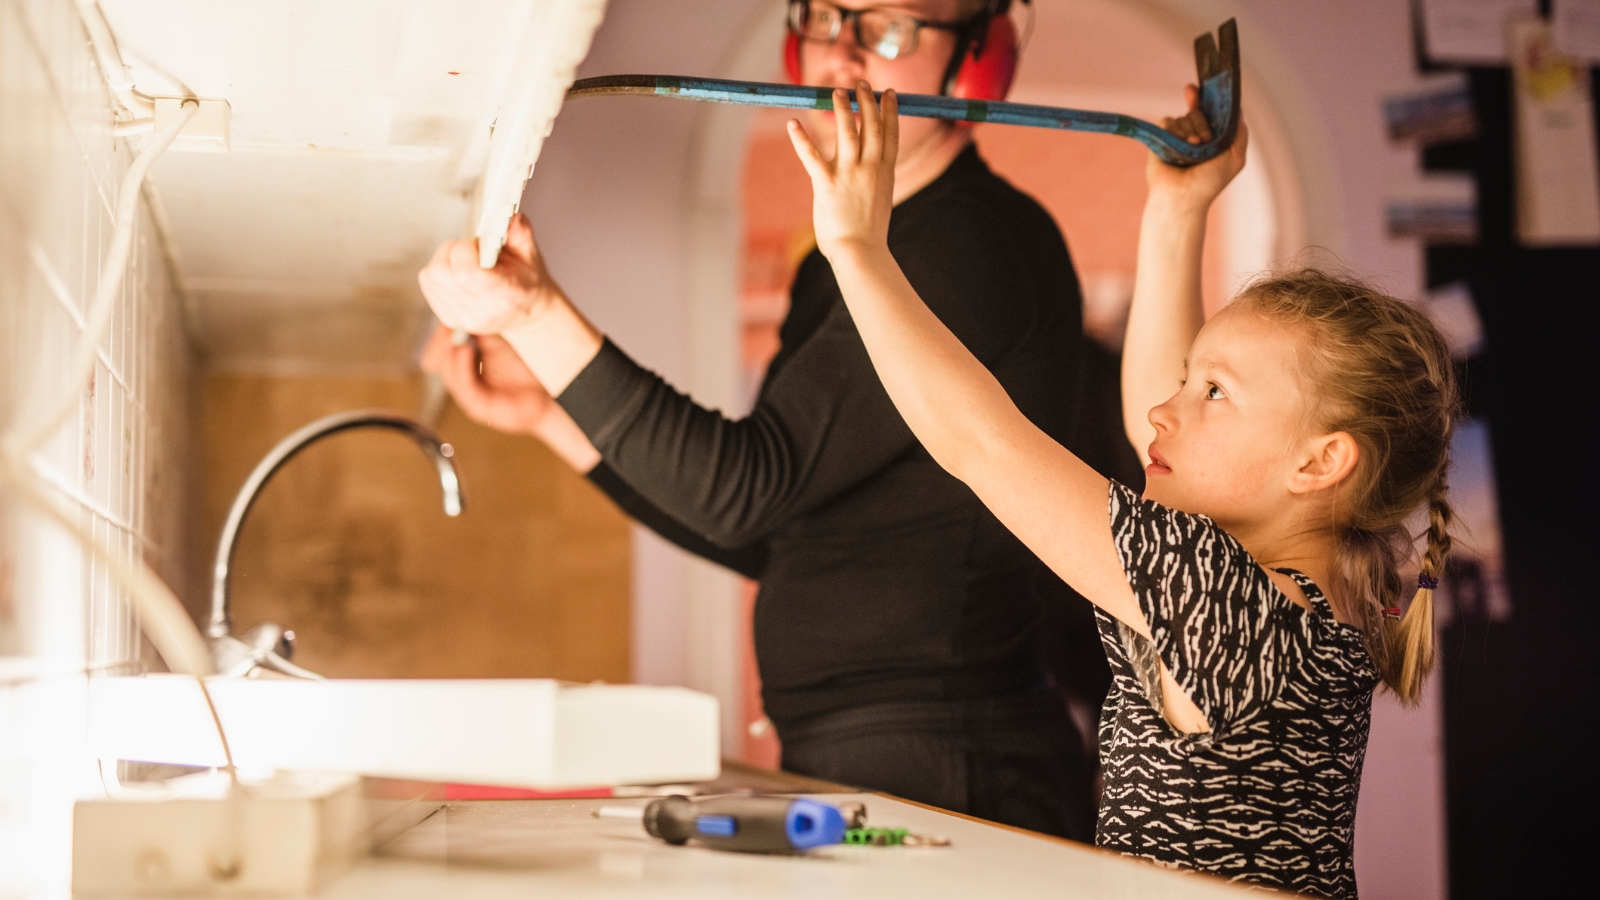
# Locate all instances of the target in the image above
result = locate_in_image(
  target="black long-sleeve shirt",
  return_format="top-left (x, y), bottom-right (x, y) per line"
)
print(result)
top-left (559, 145), bottom-right (1084, 724)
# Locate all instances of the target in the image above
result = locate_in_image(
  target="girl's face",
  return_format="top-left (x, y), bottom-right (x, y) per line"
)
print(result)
top-left (1142, 306), bottom-right (1320, 531)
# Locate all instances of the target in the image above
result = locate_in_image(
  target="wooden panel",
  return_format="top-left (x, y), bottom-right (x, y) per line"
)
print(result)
top-left (196, 374), bottom-right (630, 682)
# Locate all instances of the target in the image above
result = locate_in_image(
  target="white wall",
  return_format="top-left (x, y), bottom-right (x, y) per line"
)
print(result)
top-left (0, 0), bottom-right (196, 893)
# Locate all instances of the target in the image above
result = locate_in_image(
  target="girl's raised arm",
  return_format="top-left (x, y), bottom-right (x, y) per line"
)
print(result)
top-left (1122, 89), bottom-right (1249, 462)
top-left (786, 85), bottom-right (1145, 634)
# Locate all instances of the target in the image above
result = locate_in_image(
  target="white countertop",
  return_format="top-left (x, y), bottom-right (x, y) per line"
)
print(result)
top-left (78, 765), bottom-right (1259, 898)
top-left (322, 791), bottom-right (1256, 899)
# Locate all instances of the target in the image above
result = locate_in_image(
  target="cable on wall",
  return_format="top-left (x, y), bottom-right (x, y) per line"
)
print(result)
top-left (6, 101), bottom-right (196, 458)
top-left (74, 0), bottom-right (155, 121)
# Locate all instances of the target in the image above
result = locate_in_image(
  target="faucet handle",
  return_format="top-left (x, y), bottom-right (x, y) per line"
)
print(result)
top-left (253, 647), bottom-right (325, 681)
top-left (241, 622), bottom-right (295, 660)
top-left (211, 624), bottom-right (324, 680)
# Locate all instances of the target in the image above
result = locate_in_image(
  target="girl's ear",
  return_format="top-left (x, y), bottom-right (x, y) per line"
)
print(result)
top-left (1288, 431), bottom-right (1360, 495)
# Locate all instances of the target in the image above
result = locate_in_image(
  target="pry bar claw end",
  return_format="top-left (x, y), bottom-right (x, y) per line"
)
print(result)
top-left (566, 20), bottom-right (1240, 167)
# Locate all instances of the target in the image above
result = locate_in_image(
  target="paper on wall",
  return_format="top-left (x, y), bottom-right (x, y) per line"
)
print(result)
top-left (1553, 0), bottom-right (1600, 62)
top-left (1386, 172), bottom-right (1479, 243)
top-left (1419, 0), bottom-right (1538, 64)
top-left (1508, 16), bottom-right (1600, 246)
top-left (1384, 72), bottom-right (1480, 145)
top-left (1415, 281), bottom-right (1485, 358)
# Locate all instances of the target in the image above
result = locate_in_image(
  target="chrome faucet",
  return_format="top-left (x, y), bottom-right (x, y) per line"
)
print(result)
top-left (207, 410), bottom-right (465, 678)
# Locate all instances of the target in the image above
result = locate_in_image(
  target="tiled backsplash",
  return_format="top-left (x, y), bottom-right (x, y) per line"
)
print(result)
top-left (1, 0), bottom-right (194, 891)
top-left (1, 0), bottom-right (193, 671)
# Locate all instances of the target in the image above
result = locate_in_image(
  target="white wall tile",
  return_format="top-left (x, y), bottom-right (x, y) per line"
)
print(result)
top-left (0, 0), bottom-right (195, 893)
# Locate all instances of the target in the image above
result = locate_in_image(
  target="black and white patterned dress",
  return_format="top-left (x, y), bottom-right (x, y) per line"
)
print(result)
top-left (1097, 483), bottom-right (1380, 899)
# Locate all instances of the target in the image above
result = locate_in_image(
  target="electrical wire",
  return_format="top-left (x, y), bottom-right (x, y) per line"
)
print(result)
top-left (0, 456), bottom-right (210, 676)
top-left (74, 0), bottom-right (155, 120)
top-left (0, 451), bottom-right (247, 882)
top-left (4, 101), bottom-right (197, 459)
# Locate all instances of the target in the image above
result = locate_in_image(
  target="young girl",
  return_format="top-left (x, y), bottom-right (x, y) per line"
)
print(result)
top-left (785, 84), bottom-right (1457, 898)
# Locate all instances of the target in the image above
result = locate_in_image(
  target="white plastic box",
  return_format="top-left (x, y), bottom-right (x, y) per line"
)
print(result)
top-left (87, 676), bottom-right (721, 788)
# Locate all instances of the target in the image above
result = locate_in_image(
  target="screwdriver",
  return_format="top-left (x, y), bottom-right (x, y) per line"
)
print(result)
top-left (596, 795), bottom-right (847, 854)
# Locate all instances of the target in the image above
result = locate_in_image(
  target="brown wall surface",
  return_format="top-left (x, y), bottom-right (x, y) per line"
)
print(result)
top-left (196, 374), bottom-right (630, 682)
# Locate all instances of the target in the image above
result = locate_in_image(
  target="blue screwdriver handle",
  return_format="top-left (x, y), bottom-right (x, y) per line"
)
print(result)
top-left (642, 795), bottom-right (846, 854)
top-left (566, 20), bottom-right (1240, 168)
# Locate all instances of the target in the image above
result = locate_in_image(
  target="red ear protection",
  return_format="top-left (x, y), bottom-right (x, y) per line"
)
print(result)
top-left (784, 31), bottom-right (803, 84)
top-left (947, 13), bottom-right (1018, 102)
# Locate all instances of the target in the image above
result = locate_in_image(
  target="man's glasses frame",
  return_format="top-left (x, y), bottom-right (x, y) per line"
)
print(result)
top-left (786, 0), bottom-right (978, 61)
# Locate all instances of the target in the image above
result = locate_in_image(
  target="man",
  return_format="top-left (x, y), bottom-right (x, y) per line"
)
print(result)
top-left (419, 0), bottom-right (1100, 839)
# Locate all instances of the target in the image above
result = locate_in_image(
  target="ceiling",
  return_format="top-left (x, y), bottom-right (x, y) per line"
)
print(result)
top-left (99, 0), bottom-right (606, 373)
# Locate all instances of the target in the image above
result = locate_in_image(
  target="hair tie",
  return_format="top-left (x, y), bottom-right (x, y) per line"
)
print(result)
top-left (1383, 607), bottom-right (1403, 620)
top-left (1417, 573), bottom-right (1439, 591)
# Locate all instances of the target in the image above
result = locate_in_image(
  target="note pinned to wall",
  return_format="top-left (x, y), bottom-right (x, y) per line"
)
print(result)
top-left (1387, 172), bottom-right (1479, 243)
top-left (1419, 0), bottom-right (1537, 64)
top-left (1508, 16), bottom-right (1600, 246)
top-left (1416, 281), bottom-right (1486, 359)
top-left (1384, 72), bottom-right (1480, 145)
top-left (1553, 0), bottom-right (1600, 62)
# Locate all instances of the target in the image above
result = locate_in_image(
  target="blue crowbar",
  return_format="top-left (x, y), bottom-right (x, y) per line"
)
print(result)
top-left (567, 20), bottom-right (1240, 167)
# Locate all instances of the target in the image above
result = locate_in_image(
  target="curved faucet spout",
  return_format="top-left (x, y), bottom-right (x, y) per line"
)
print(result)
top-left (207, 410), bottom-right (466, 669)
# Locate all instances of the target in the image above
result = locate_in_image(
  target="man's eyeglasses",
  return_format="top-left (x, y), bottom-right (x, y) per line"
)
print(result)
top-left (786, 1), bottom-right (972, 61)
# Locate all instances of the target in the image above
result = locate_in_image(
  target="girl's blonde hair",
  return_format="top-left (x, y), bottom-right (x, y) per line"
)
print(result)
top-left (1239, 270), bottom-right (1459, 705)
